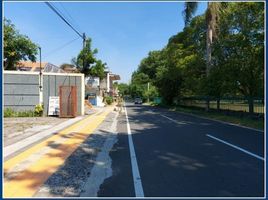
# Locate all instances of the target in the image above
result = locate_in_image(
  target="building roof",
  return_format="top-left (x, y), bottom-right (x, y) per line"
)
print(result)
top-left (109, 73), bottom-right (120, 81)
top-left (17, 61), bottom-right (47, 71)
top-left (16, 61), bottom-right (65, 73)
top-left (63, 67), bottom-right (80, 73)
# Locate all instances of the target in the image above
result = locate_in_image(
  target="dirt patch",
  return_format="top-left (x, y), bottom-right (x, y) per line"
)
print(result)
top-left (4, 117), bottom-right (68, 147)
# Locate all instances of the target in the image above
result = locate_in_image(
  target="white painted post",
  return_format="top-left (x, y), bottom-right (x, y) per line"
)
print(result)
top-left (107, 72), bottom-right (110, 93)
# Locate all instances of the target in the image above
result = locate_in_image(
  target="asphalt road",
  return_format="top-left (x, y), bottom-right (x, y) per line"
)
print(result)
top-left (98, 103), bottom-right (264, 197)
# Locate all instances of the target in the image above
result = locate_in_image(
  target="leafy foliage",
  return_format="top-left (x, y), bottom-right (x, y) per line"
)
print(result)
top-left (128, 2), bottom-right (264, 111)
top-left (72, 38), bottom-right (106, 79)
top-left (4, 18), bottom-right (38, 70)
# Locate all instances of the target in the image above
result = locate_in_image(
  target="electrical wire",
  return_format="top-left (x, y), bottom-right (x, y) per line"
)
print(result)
top-left (45, 2), bottom-right (83, 39)
top-left (59, 2), bottom-right (83, 34)
top-left (43, 36), bottom-right (80, 59)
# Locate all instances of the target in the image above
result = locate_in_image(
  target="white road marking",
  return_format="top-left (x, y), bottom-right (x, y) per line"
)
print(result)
top-left (124, 104), bottom-right (144, 197)
top-left (160, 114), bottom-right (186, 125)
top-left (206, 134), bottom-right (264, 161)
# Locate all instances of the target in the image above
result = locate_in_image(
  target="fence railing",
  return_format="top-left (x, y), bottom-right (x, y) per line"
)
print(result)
top-left (175, 97), bottom-right (264, 115)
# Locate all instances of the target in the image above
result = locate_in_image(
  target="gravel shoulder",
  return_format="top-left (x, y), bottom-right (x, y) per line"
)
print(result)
top-left (34, 110), bottom-right (119, 197)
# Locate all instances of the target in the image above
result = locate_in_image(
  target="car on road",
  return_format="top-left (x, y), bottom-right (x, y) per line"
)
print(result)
top-left (134, 97), bottom-right (142, 104)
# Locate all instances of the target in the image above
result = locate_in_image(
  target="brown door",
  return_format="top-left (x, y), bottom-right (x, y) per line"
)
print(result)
top-left (59, 86), bottom-right (77, 118)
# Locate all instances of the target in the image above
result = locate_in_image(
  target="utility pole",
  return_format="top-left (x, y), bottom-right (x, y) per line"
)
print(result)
top-left (83, 33), bottom-right (86, 72)
top-left (38, 46), bottom-right (43, 104)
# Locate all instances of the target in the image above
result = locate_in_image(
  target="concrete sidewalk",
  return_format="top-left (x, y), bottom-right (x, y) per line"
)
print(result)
top-left (4, 107), bottom-right (104, 160)
top-left (3, 105), bottom-right (115, 198)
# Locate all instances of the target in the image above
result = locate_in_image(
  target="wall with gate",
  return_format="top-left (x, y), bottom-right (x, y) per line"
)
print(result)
top-left (3, 71), bottom-right (85, 116)
top-left (43, 73), bottom-right (84, 116)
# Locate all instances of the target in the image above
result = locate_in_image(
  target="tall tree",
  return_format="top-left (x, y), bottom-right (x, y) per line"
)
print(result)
top-left (72, 38), bottom-right (107, 79)
top-left (72, 38), bottom-right (98, 76)
top-left (89, 60), bottom-right (106, 80)
top-left (183, 2), bottom-right (223, 76)
top-left (213, 2), bottom-right (264, 114)
top-left (4, 18), bottom-right (38, 70)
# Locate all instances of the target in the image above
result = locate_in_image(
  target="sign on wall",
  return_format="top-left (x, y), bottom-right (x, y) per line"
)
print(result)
top-left (48, 96), bottom-right (59, 116)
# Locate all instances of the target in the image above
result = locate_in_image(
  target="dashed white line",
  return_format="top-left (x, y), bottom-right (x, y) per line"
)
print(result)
top-left (124, 104), bottom-right (144, 197)
top-left (160, 114), bottom-right (186, 125)
top-left (206, 134), bottom-right (264, 161)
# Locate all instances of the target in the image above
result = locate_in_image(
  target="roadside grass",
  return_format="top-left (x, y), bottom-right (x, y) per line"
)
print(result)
top-left (152, 104), bottom-right (264, 131)
top-left (4, 108), bottom-right (37, 117)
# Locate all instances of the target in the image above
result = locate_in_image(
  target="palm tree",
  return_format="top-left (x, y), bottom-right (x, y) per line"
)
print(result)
top-left (183, 2), bottom-right (222, 77)
top-left (183, 2), bottom-right (223, 111)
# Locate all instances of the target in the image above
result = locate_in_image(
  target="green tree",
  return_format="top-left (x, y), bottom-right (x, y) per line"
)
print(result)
top-left (117, 83), bottom-right (130, 96)
top-left (72, 38), bottom-right (106, 79)
top-left (73, 38), bottom-right (98, 76)
top-left (89, 60), bottom-right (106, 80)
top-left (213, 2), bottom-right (264, 113)
top-left (183, 2), bottom-right (225, 77)
top-left (138, 50), bottom-right (163, 81)
top-left (4, 18), bottom-right (38, 70)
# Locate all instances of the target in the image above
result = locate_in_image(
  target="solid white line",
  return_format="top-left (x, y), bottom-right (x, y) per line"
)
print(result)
top-left (161, 114), bottom-right (177, 123)
top-left (124, 104), bottom-right (144, 197)
top-left (206, 134), bottom-right (264, 161)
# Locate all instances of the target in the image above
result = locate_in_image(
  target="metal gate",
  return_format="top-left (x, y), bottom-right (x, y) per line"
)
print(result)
top-left (59, 86), bottom-right (77, 118)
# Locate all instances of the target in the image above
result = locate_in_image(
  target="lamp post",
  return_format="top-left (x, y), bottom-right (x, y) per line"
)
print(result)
top-left (38, 47), bottom-right (42, 87)
top-left (38, 46), bottom-right (43, 104)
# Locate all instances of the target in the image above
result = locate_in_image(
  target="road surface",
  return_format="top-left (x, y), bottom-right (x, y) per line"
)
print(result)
top-left (98, 103), bottom-right (264, 197)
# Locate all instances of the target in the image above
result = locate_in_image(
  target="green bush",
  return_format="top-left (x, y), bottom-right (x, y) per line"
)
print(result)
top-left (4, 108), bottom-right (15, 117)
top-left (105, 96), bottom-right (113, 105)
top-left (34, 104), bottom-right (44, 116)
top-left (4, 105), bottom-right (42, 118)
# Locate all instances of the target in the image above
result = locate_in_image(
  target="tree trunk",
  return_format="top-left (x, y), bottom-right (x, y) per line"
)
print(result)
top-left (206, 25), bottom-right (213, 77)
top-left (205, 13), bottom-right (213, 112)
top-left (205, 99), bottom-right (210, 112)
top-left (248, 97), bottom-right (254, 115)
top-left (217, 99), bottom-right (220, 111)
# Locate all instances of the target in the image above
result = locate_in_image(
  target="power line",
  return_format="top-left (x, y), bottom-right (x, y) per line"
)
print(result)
top-left (59, 2), bottom-right (83, 34)
top-left (45, 2), bottom-right (83, 39)
top-left (43, 37), bottom-right (80, 58)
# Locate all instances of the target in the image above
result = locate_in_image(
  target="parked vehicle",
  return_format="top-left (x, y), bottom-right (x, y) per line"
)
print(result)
top-left (134, 97), bottom-right (142, 104)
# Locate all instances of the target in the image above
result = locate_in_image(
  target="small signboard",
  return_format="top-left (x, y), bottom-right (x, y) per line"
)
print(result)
top-left (48, 96), bottom-right (60, 116)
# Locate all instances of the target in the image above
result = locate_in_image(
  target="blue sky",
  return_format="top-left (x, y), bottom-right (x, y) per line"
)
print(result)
top-left (4, 2), bottom-right (207, 83)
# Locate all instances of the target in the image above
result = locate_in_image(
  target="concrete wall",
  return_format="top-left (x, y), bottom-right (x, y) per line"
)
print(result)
top-left (3, 72), bottom-right (40, 111)
top-left (3, 71), bottom-right (85, 116)
top-left (43, 73), bottom-right (84, 116)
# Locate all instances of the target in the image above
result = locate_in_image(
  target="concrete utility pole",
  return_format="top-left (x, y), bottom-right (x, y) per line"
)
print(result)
top-left (83, 33), bottom-right (86, 48)
top-left (82, 33), bottom-right (86, 71)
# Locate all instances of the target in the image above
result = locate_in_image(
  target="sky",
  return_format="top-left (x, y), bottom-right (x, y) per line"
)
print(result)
top-left (4, 1), bottom-right (207, 83)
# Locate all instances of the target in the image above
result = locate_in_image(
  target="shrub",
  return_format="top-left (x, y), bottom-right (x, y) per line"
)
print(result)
top-left (34, 104), bottom-right (44, 116)
top-left (4, 105), bottom-right (42, 118)
top-left (4, 108), bottom-right (15, 117)
top-left (105, 96), bottom-right (113, 105)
